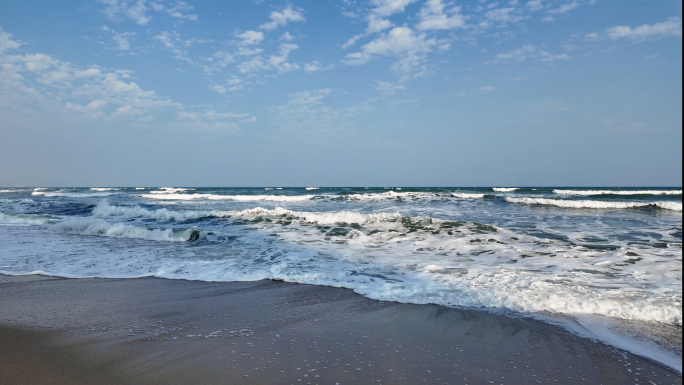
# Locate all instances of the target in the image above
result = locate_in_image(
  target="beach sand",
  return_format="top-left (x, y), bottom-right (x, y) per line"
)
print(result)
top-left (0, 274), bottom-right (680, 384)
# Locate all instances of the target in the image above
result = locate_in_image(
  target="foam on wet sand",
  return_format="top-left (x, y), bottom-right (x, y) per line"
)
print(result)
top-left (0, 274), bottom-right (680, 385)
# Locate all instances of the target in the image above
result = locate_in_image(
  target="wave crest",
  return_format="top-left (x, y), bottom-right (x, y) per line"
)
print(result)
top-left (506, 197), bottom-right (682, 211)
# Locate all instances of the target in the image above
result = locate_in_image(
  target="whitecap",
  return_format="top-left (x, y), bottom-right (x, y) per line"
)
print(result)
top-left (506, 197), bottom-right (682, 211)
top-left (554, 189), bottom-right (682, 196)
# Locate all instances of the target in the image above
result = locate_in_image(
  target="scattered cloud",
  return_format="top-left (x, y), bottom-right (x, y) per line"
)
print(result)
top-left (547, 1), bottom-right (579, 15)
top-left (486, 44), bottom-right (571, 64)
top-left (375, 80), bottom-right (406, 95)
top-left (605, 17), bottom-right (682, 41)
top-left (343, 27), bottom-right (436, 75)
top-left (0, 26), bottom-right (248, 132)
top-left (304, 61), bottom-right (334, 73)
top-left (525, 0), bottom-right (544, 12)
top-left (236, 30), bottom-right (265, 45)
top-left (99, 0), bottom-right (197, 25)
top-left (416, 0), bottom-right (468, 31)
top-left (101, 26), bottom-right (136, 51)
top-left (259, 5), bottom-right (306, 31)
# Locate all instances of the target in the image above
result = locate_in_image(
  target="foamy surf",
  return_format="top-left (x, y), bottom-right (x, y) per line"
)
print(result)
top-left (506, 197), bottom-right (683, 211)
top-left (493, 188), bottom-right (519, 192)
top-left (53, 218), bottom-right (201, 242)
top-left (142, 193), bottom-right (316, 202)
top-left (1, 186), bottom-right (681, 371)
top-left (554, 189), bottom-right (682, 196)
top-left (32, 190), bottom-right (120, 198)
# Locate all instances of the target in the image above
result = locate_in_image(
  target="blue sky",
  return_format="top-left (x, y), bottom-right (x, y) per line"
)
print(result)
top-left (0, 0), bottom-right (681, 187)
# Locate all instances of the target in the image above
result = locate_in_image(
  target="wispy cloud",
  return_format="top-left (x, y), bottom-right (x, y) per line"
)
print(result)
top-left (259, 5), bottom-right (306, 31)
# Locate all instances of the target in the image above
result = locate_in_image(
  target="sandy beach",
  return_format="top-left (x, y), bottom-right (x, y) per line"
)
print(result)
top-left (0, 274), bottom-right (680, 385)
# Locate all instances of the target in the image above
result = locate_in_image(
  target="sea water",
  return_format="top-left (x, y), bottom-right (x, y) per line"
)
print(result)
top-left (0, 187), bottom-right (681, 370)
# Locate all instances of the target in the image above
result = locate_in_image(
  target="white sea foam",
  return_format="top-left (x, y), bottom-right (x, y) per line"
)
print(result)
top-left (135, 188), bottom-right (146, 190)
top-left (305, 187), bottom-right (320, 190)
top-left (233, 206), bottom-right (403, 225)
top-left (506, 197), bottom-right (683, 211)
top-left (32, 190), bottom-right (119, 198)
top-left (449, 193), bottom-right (486, 199)
top-left (148, 187), bottom-right (195, 194)
top-left (0, 190), bottom-right (15, 193)
top-left (92, 200), bottom-right (229, 221)
top-left (2, 187), bottom-right (682, 371)
top-left (91, 188), bottom-right (119, 191)
top-left (52, 218), bottom-right (198, 242)
top-left (493, 188), bottom-right (519, 192)
top-left (93, 201), bottom-right (404, 225)
top-left (344, 191), bottom-right (485, 201)
top-left (554, 189), bottom-right (682, 196)
top-left (142, 193), bottom-right (315, 202)
top-left (0, 212), bottom-right (56, 225)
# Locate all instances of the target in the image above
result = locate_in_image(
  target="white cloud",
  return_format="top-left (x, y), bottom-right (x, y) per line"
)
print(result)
top-left (370, 0), bottom-right (419, 18)
top-left (487, 44), bottom-right (570, 64)
top-left (492, 44), bottom-right (535, 62)
top-left (102, 26), bottom-right (136, 50)
top-left (366, 18), bottom-right (395, 34)
top-left (374, 80), bottom-right (406, 95)
top-left (279, 32), bottom-right (295, 41)
top-left (0, 27), bottom-right (22, 53)
top-left (259, 5), bottom-right (306, 31)
top-left (525, 0), bottom-right (544, 12)
top-left (268, 43), bottom-right (300, 73)
top-left (482, 7), bottom-right (524, 26)
top-left (547, 1), bottom-right (579, 15)
top-left (605, 17), bottom-right (682, 41)
top-left (99, 0), bottom-right (197, 25)
top-left (416, 0), bottom-right (468, 31)
top-left (304, 61), bottom-right (334, 73)
top-left (584, 32), bottom-right (598, 40)
top-left (237, 30), bottom-right (265, 45)
top-left (343, 27), bottom-right (436, 75)
top-left (342, 0), bottom-right (419, 50)
top-left (237, 56), bottom-right (268, 73)
top-left (0, 26), bottom-right (249, 131)
top-left (342, 33), bottom-right (366, 50)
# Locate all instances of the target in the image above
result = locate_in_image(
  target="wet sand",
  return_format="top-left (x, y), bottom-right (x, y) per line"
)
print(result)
top-left (0, 274), bottom-right (680, 384)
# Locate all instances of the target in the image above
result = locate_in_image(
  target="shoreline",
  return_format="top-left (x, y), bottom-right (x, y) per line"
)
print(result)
top-left (1, 274), bottom-right (681, 384)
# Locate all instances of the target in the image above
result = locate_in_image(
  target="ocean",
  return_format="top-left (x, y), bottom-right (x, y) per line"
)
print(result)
top-left (0, 187), bottom-right (681, 370)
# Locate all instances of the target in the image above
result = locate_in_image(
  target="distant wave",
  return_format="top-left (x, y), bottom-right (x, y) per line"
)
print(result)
top-left (147, 187), bottom-right (195, 194)
top-left (345, 191), bottom-right (486, 201)
top-left (305, 187), bottom-right (320, 190)
top-left (90, 188), bottom-right (119, 191)
top-left (506, 197), bottom-right (682, 211)
top-left (554, 189), bottom-right (682, 196)
top-left (493, 188), bottom-right (520, 192)
top-left (142, 193), bottom-right (316, 202)
top-left (32, 190), bottom-right (120, 198)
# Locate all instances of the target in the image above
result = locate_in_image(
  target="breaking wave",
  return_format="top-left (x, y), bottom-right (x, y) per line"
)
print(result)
top-left (554, 189), bottom-right (682, 196)
top-left (0, 212), bottom-right (57, 225)
top-left (53, 218), bottom-right (201, 242)
top-left (493, 188), bottom-right (520, 192)
top-left (506, 197), bottom-right (682, 211)
top-left (142, 193), bottom-right (316, 202)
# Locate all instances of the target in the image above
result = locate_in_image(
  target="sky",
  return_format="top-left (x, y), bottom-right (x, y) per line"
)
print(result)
top-left (0, 0), bottom-right (681, 187)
